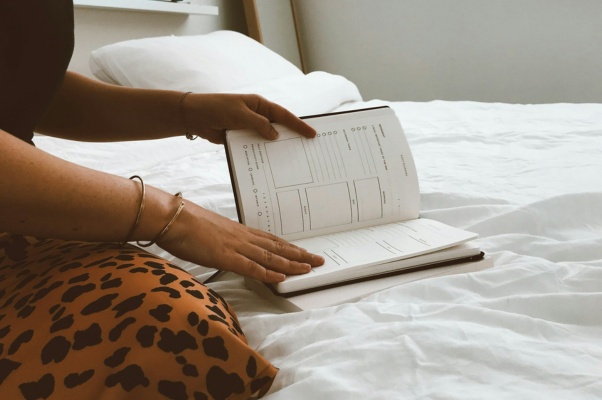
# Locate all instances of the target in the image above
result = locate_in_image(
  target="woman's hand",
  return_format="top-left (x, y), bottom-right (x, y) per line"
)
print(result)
top-left (183, 93), bottom-right (316, 144)
top-left (155, 94), bottom-right (322, 281)
top-left (157, 200), bottom-right (325, 283)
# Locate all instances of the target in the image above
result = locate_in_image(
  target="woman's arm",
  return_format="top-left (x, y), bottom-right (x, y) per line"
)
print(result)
top-left (0, 130), bottom-right (323, 282)
top-left (37, 72), bottom-right (315, 143)
top-left (0, 129), bottom-right (174, 241)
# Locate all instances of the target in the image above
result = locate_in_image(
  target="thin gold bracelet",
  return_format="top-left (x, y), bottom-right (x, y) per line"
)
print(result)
top-left (180, 91), bottom-right (198, 140)
top-left (137, 192), bottom-right (185, 248)
top-left (119, 175), bottom-right (146, 246)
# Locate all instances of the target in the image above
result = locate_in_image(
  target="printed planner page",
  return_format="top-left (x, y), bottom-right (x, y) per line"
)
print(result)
top-left (278, 218), bottom-right (479, 292)
top-left (226, 107), bottom-right (420, 241)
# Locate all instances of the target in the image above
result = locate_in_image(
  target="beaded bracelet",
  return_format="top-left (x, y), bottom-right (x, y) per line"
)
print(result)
top-left (137, 192), bottom-right (185, 248)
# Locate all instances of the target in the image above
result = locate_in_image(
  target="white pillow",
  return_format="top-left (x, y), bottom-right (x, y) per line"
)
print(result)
top-left (89, 30), bottom-right (304, 92)
top-left (221, 72), bottom-right (363, 117)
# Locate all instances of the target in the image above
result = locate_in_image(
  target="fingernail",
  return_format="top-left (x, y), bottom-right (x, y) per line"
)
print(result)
top-left (277, 273), bottom-right (286, 281)
top-left (301, 263), bottom-right (311, 271)
top-left (313, 255), bottom-right (325, 264)
top-left (271, 130), bottom-right (279, 139)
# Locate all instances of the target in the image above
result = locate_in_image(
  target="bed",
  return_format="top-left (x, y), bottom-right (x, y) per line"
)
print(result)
top-left (37, 31), bottom-right (602, 399)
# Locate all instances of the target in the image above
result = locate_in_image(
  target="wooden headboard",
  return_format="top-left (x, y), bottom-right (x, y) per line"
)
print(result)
top-left (69, 0), bottom-right (248, 79)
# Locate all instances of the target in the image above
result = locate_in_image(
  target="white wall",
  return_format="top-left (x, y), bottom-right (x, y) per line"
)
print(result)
top-left (294, 0), bottom-right (602, 103)
top-left (69, 0), bottom-right (247, 78)
top-left (254, 0), bottom-right (303, 70)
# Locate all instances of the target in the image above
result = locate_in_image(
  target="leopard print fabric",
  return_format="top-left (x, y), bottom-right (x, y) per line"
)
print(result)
top-left (0, 233), bottom-right (277, 400)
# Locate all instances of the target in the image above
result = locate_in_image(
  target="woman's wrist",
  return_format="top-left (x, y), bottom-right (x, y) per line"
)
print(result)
top-left (129, 184), bottom-right (182, 243)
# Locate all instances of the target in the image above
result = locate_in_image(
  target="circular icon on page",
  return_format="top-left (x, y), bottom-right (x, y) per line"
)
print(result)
top-left (243, 145), bottom-right (248, 149)
top-left (258, 212), bottom-right (262, 216)
top-left (253, 189), bottom-right (258, 193)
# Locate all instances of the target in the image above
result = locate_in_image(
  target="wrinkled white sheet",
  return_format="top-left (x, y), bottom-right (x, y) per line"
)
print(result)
top-left (36, 73), bottom-right (602, 398)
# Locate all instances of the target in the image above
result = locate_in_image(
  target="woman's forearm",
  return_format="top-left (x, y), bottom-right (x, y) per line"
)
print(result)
top-left (36, 72), bottom-right (184, 142)
top-left (36, 72), bottom-right (317, 144)
top-left (0, 130), bottom-right (177, 241)
top-left (1, 129), bottom-right (324, 283)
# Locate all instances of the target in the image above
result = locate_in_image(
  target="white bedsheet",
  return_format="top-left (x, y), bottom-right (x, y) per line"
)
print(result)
top-left (35, 74), bottom-right (602, 398)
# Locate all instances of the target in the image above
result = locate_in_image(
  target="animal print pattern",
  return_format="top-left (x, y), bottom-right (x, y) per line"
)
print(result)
top-left (0, 233), bottom-right (277, 400)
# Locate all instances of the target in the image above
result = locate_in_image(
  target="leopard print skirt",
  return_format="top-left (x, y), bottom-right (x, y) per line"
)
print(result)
top-left (0, 233), bottom-right (277, 400)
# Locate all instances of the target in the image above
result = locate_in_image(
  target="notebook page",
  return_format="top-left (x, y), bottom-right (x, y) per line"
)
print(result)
top-left (278, 218), bottom-right (478, 291)
top-left (226, 107), bottom-right (420, 241)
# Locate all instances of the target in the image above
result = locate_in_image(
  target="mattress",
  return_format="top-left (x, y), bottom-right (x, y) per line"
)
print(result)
top-left (35, 73), bottom-right (602, 399)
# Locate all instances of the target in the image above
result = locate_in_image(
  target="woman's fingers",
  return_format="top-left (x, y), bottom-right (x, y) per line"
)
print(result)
top-left (250, 228), bottom-right (304, 250)
top-left (244, 95), bottom-right (316, 139)
top-left (242, 243), bottom-right (312, 276)
top-left (264, 101), bottom-right (317, 139)
top-left (250, 235), bottom-right (323, 267)
top-left (241, 109), bottom-right (279, 140)
top-left (248, 228), bottom-right (324, 265)
top-left (230, 253), bottom-right (286, 283)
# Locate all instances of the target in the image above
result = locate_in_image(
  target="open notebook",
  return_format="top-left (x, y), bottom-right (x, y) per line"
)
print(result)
top-left (225, 106), bottom-right (480, 294)
top-left (244, 248), bottom-right (493, 312)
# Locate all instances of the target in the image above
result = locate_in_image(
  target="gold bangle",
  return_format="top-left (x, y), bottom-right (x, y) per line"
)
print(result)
top-left (180, 91), bottom-right (198, 141)
top-left (137, 192), bottom-right (185, 248)
top-left (119, 175), bottom-right (145, 246)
